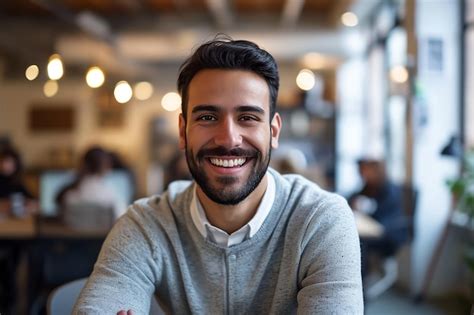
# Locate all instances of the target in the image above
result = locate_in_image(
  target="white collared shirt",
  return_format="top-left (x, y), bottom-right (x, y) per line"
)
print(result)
top-left (190, 172), bottom-right (275, 247)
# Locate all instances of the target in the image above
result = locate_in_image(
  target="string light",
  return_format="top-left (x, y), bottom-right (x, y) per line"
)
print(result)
top-left (114, 81), bottom-right (133, 103)
top-left (86, 66), bottom-right (105, 88)
top-left (134, 81), bottom-right (154, 100)
top-left (25, 65), bottom-right (39, 81)
top-left (296, 69), bottom-right (316, 91)
top-left (341, 12), bottom-right (359, 27)
top-left (161, 92), bottom-right (181, 111)
top-left (47, 54), bottom-right (64, 80)
top-left (43, 80), bottom-right (58, 97)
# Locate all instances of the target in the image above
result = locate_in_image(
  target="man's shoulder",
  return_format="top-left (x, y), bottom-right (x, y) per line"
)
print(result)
top-left (131, 180), bottom-right (193, 221)
top-left (271, 169), bottom-right (350, 218)
top-left (270, 170), bottom-right (356, 252)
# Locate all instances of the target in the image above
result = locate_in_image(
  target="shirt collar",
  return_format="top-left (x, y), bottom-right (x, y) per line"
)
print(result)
top-left (190, 172), bottom-right (275, 246)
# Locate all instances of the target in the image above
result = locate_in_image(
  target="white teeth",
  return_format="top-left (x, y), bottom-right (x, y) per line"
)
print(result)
top-left (209, 158), bottom-right (246, 168)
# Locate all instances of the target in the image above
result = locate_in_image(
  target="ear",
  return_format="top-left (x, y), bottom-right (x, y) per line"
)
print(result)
top-left (178, 114), bottom-right (186, 150)
top-left (270, 112), bottom-right (282, 149)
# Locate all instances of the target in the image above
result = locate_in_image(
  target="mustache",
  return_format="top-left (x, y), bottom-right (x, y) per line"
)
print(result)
top-left (197, 146), bottom-right (259, 159)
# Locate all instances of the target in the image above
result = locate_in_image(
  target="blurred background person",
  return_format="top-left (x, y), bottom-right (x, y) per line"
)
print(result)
top-left (0, 145), bottom-right (37, 314)
top-left (56, 146), bottom-right (127, 222)
top-left (109, 150), bottom-right (138, 200)
top-left (273, 148), bottom-right (329, 189)
top-left (348, 157), bottom-right (409, 278)
top-left (0, 145), bottom-right (37, 217)
top-left (163, 149), bottom-right (191, 190)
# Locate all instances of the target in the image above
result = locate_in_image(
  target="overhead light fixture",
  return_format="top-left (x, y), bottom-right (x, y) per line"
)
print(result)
top-left (114, 81), bottom-right (133, 104)
top-left (25, 65), bottom-right (39, 81)
top-left (86, 66), bottom-right (105, 88)
top-left (441, 135), bottom-right (463, 157)
top-left (390, 65), bottom-right (409, 83)
top-left (296, 69), bottom-right (315, 91)
top-left (161, 92), bottom-right (181, 111)
top-left (43, 80), bottom-right (58, 97)
top-left (341, 12), bottom-right (359, 27)
top-left (47, 54), bottom-right (64, 80)
top-left (134, 81), bottom-right (154, 101)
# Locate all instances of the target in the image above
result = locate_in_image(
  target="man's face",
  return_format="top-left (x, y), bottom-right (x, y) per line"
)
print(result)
top-left (179, 69), bottom-right (281, 205)
top-left (358, 162), bottom-right (381, 185)
top-left (0, 156), bottom-right (16, 176)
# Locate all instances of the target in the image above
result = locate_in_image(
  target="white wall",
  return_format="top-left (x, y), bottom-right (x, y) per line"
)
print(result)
top-left (412, 0), bottom-right (461, 296)
top-left (336, 58), bottom-right (367, 194)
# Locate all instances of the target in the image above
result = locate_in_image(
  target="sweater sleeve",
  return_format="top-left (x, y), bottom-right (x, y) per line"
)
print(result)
top-left (72, 206), bottom-right (160, 315)
top-left (296, 194), bottom-right (364, 314)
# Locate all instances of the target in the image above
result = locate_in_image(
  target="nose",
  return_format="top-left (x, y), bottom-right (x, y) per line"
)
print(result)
top-left (213, 117), bottom-right (242, 148)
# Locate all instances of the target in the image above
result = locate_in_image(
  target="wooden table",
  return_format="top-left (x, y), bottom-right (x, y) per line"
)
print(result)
top-left (0, 215), bottom-right (110, 313)
top-left (0, 215), bottom-right (36, 239)
top-left (36, 216), bottom-right (110, 239)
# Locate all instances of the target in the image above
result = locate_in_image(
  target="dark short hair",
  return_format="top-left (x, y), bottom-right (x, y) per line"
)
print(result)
top-left (82, 146), bottom-right (110, 175)
top-left (177, 35), bottom-right (279, 120)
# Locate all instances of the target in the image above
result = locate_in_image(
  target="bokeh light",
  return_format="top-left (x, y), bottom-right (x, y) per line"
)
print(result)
top-left (114, 81), bottom-right (133, 104)
top-left (25, 65), bottom-right (39, 81)
top-left (161, 92), bottom-right (181, 111)
top-left (134, 81), bottom-right (154, 101)
top-left (86, 66), bottom-right (105, 88)
top-left (296, 69), bottom-right (316, 91)
top-left (47, 54), bottom-right (64, 80)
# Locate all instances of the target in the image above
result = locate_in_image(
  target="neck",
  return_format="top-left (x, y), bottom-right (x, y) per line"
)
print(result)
top-left (196, 174), bottom-right (268, 234)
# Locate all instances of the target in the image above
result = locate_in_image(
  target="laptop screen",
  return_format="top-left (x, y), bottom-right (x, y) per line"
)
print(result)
top-left (39, 170), bottom-right (135, 216)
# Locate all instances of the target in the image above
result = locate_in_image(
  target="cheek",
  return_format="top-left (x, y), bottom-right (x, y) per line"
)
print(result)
top-left (244, 128), bottom-right (271, 150)
top-left (184, 127), bottom-right (207, 149)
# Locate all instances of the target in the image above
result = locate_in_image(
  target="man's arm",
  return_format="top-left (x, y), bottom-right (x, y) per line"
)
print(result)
top-left (297, 195), bottom-right (364, 314)
top-left (73, 210), bottom-right (160, 314)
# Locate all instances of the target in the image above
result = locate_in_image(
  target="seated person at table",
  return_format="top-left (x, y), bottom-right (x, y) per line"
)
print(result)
top-left (0, 146), bottom-right (37, 314)
top-left (56, 146), bottom-right (126, 220)
top-left (348, 157), bottom-right (409, 277)
top-left (73, 36), bottom-right (363, 314)
top-left (0, 146), bottom-right (37, 217)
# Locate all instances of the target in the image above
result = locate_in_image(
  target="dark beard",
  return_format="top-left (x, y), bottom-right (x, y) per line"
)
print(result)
top-left (185, 142), bottom-right (271, 205)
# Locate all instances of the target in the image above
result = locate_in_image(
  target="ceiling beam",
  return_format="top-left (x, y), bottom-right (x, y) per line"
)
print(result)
top-left (31, 0), bottom-right (115, 43)
top-left (172, 0), bottom-right (190, 10)
top-left (116, 0), bottom-right (145, 13)
top-left (281, 0), bottom-right (305, 27)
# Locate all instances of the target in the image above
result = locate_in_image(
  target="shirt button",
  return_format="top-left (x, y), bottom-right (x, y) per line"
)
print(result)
top-left (229, 254), bottom-right (236, 260)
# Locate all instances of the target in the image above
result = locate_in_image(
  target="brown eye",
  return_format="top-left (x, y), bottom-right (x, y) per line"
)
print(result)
top-left (198, 115), bottom-right (217, 121)
top-left (239, 115), bottom-right (258, 121)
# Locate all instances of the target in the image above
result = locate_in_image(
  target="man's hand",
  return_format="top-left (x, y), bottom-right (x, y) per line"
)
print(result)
top-left (117, 310), bottom-right (133, 315)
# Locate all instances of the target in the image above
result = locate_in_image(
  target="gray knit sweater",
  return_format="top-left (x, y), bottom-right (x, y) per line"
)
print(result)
top-left (73, 170), bottom-right (363, 314)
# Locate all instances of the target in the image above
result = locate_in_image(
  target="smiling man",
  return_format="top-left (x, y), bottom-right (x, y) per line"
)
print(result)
top-left (73, 36), bottom-right (363, 314)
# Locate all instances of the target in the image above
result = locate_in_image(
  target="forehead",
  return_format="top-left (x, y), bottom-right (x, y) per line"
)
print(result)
top-left (187, 69), bottom-right (270, 113)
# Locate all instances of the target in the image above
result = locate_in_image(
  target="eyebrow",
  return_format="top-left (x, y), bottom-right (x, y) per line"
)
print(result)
top-left (236, 105), bottom-right (265, 115)
top-left (191, 105), bottom-right (219, 114)
top-left (191, 105), bottom-right (265, 115)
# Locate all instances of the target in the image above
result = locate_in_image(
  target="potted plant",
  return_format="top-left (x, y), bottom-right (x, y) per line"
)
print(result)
top-left (447, 149), bottom-right (474, 302)
top-left (448, 149), bottom-right (474, 218)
